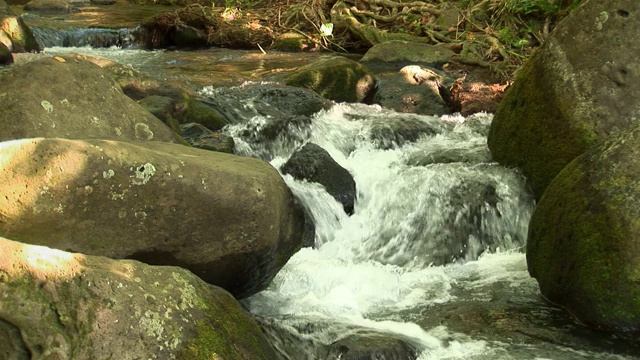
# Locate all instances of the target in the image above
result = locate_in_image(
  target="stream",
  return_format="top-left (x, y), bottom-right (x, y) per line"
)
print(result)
top-left (15, 40), bottom-right (640, 358)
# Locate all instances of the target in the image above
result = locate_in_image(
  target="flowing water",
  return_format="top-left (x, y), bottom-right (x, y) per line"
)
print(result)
top-left (16, 43), bottom-right (640, 359)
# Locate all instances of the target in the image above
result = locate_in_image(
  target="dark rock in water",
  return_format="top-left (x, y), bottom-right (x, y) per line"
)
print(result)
top-left (282, 143), bottom-right (356, 215)
top-left (180, 122), bottom-right (235, 153)
top-left (488, 0), bottom-right (640, 200)
top-left (285, 56), bottom-right (376, 103)
top-left (325, 332), bottom-right (419, 360)
top-left (31, 27), bottom-right (135, 48)
top-left (0, 42), bottom-right (12, 65)
top-left (366, 115), bottom-right (450, 149)
top-left (374, 65), bottom-right (452, 116)
top-left (23, 0), bottom-right (79, 14)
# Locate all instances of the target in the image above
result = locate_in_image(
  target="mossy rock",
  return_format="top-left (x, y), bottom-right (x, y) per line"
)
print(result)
top-left (527, 124), bottom-right (640, 332)
top-left (138, 95), bottom-right (182, 133)
top-left (184, 98), bottom-right (229, 131)
top-left (285, 56), bottom-right (376, 103)
top-left (488, 1), bottom-right (640, 200)
top-left (271, 32), bottom-right (314, 52)
top-left (0, 236), bottom-right (277, 359)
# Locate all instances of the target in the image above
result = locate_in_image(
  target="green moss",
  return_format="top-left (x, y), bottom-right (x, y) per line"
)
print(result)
top-left (184, 99), bottom-right (229, 131)
top-left (488, 52), bottom-right (589, 200)
top-left (285, 57), bottom-right (374, 103)
top-left (528, 131), bottom-right (640, 330)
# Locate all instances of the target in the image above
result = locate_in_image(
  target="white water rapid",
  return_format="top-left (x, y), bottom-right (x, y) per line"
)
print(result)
top-left (209, 99), bottom-right (634, 359)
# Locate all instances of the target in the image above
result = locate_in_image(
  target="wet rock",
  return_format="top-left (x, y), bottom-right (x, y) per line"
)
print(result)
top-left (285, 56), bottom-right (376, 103)
top-left (325, 332), bottom-right (419, 360)
top-left (300, 204), bottom-right (316, 248)
top-left (180, 122), bottom-right (235, 153)
top-left (0, 236), bottom-right (277, 359)
top-left (360, 40), bottom-right (455, 67)
top-left (90, 0), bottom-right (116, 4)
top-left (374, 65), bottom-right (452, 115)
top-left (0, 138), bottom-right (304, 299)
top-left (528, 124), bottom-right (640, 332)
top-left (0, 41), bottom-right (11, 65)
top-left (23, 0), bottom-right (79, 14)
top-left (0, 55), bottom-right (178, 143)
top-left (185, 98), bottom-right (230, 131)
top-left (282, 143), bottom-right (356, 215)
top-left (0, 0), bottom-right (41, 52)
top-left (488, 0), bottom-right (640, 199)
top-left (200, 82), bottom-right (331, 124)
top-left (366, 114), bottom-right (450, 149)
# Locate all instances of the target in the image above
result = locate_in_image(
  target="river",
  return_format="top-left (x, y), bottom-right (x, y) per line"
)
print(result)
top-left (16, 44), bottom-right (640, 359)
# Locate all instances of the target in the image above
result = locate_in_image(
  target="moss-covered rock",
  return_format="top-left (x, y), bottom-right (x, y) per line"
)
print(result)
top-left (138, 95), bottom-right (182, 133)
top-left (488, 0), bottom-right (640, 199)
top-left (527, 124), bottom-right (640, 331)
top-left (285, 56), bottom-right (376, 103)
top-left (0, 138), bottom-right (304, 299)
top-left (0, 236), bottom-right (277, 359)
top-left (185, 98), bottom-right (230, 131)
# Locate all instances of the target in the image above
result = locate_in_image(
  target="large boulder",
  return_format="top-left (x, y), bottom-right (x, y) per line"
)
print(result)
top-left (0, 55), bottom-right (179, 143)
top-left (488, 0), bottom-right (640, 199)
top-left (0, 0), bottom-right (41, 52)
top-left (0, 138), bottom-right (305, 299)
top-left (0, 236), bottom-right (277, 359)
top-left (282, 143), bottom-right (356, 215)
top-left (527, 125), bottom-right (640, 332)
top-left (285, 56), bottom-right (376, 103)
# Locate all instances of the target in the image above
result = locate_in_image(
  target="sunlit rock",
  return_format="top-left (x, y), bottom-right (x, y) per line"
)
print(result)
top-left (0, 138), bottom-right (304, 299)
top-left (488, 0), bottom-right (640, 199)
top-left (0, 0), bottom-right (40, 52)
top-left (23, 0), bottom-right (79, 14)
top-left (528, 124), bottom-right (640, 332)
top-left (374, 65), bottom-right (452, 115)
top-left (0, 55), bottom-right (179, 143)
top-left (0, 236), bottom-right (277, 359)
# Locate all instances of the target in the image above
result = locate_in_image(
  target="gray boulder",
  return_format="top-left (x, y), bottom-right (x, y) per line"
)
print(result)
top-left (0, 55), bottom-right (179, 143)
top-left (282, 143), bottom-right (356, 215)
top-left (0, 138), bottom-right (304, 299)
top-left (527, 124), bottom-right (640, 331)
top-left (326, 332), bottom-right (419, 360)
top-left (488, 0), bottom-right (640, 199)
top-left (0, 236), bottom-right (277, 359)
